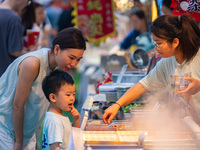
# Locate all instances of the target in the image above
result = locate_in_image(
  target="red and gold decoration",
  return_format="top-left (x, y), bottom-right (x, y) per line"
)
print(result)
top-left (171, 0), bottom-right (200, 23)
top-left (72, 0), bottom-right (116, 46)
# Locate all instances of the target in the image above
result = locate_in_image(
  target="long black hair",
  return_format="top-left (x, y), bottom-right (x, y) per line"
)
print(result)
top-left (150, 14), bottom-right (200, 62)
top-left (21, 0), bottom-right (36, 36)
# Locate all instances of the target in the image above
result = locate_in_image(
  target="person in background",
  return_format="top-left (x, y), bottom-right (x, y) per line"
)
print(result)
top-left (109, 7), bottom-right (151, 54)
top-left (33, 2), bottom-right (52, 49)
top-left (45, 0), bottom-right (63, 29)
top-left (0, 0), bottom-right (32, 76)
top-left (21, 2), bottom-right (52, 50)
top-left (161, 0), bottom-right (173, 15)
top-left (21, 0), bottom-right (35, 35)
top-left (134, 0), bottom-right (145, 10)
top-left (0, 27), bottom-right (87, 150)
top-left (103, 14), bottom-right (200, 124)
top-left (45, 0), bottom-right (64, 45)
top-left (21, 1), bottom-right (37, 48)
top-left (42, 69), bottom-right (80, 150)
top-left (57, 0), bottom-right (74, 32)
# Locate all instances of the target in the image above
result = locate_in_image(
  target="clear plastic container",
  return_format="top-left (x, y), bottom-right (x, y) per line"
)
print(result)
top-left (170, 73), bottom-right (191, 93)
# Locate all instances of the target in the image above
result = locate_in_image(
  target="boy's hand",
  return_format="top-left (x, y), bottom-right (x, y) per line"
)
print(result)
top-left (70, 106), bottom-right (81, 128)
top-left (69, 106), bottom-right (80, 119)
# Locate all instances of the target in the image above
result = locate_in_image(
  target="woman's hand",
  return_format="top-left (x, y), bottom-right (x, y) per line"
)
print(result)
top-left (14, 141), bottom-right (23, 150)
top-left (102, 103), bottom-right (120, 124)
top-left (179, 77), bottom-right (200, 99)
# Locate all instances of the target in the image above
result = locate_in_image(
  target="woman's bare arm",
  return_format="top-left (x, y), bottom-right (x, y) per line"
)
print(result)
top-left (13, 57), bottom-right (40, 149)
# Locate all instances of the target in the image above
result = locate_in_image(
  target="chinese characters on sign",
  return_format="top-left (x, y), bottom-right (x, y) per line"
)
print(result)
top-left (73, 0), bottom-right (116, 45)
top-left (171, 0), bottom-right (200, 22)
top-left (188, 0), bottom-right (200, 12)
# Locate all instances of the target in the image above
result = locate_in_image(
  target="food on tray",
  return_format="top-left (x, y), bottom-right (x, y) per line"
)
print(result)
top-left (82, 131), bottom-right (118, 141)
top-left (88, 120), bottom-right (102, 124)
top-left (123, 103), bottom-right (142, 113)
top-left (86, 121), bottom-right (130, 131)
top-left (116, 131), bottom-right (152, 142)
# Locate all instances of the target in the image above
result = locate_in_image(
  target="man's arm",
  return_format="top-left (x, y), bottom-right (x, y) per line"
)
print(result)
top-left (10, 48), bottom-right (28, 57)
top-left (10, 44), bottom-right (39, 57)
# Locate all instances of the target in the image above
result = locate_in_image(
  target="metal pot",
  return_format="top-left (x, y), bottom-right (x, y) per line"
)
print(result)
top-left (130, 48), bottom-right (149, 69)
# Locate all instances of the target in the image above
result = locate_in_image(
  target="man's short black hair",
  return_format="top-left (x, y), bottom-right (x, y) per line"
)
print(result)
top-left (162, 0), bottom-right (173, 11)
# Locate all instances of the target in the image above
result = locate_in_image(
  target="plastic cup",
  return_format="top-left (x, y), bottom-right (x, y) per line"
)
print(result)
top-left (170, 74), bottom-right (191, 93)
top-left (27, 29), bottom-right (40, 47)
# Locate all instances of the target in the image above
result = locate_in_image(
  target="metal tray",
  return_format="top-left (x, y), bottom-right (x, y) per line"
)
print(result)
top-left (83, 131), bottom-right (200, 149)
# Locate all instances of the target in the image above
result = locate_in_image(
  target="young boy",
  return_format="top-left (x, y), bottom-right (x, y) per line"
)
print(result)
top-left (41, 69), bottom-right (80, 150)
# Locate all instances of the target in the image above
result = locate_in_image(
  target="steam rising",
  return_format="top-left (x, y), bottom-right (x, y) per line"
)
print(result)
top-left (130, 90), bottom-right (200, 149)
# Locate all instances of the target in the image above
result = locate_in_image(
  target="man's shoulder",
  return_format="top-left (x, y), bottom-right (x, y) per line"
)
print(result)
top-left (0, 9), bottom-right (17, 16)
top-left (128, 28), bottom-right (140, 36)
top-left (0, 9), bottom-right (20, 22)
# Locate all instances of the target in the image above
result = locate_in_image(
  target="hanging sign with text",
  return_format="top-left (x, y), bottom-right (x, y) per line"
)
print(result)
top-left (72, 0), bottom-right (116, 45)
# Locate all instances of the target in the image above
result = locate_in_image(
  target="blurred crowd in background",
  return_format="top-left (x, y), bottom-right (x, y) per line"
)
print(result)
top-left (0, 0), bottom-right (179, 76)
top-left (1, 0), bottom-right (199, 76)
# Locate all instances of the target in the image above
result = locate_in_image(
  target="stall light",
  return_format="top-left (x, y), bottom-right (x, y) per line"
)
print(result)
top-left (116, 1), bottom-right (123, 8)
top-left (128, 1), bottom-right (134, 7)
top-left (120, 0), bottom-right (128, 4)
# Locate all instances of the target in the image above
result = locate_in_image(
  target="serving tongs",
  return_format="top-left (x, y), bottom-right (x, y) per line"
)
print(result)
top-left (108, 122), bottom-right (115, 127)
top-left (138, 132), bottom-right (148, 146)
top-left (81, 111), bottom-right (89, 131)
top-left (116, 64), bottom-right (128, 84)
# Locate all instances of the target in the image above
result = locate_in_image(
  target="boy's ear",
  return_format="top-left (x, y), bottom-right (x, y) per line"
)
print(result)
top-left (49, 93), bottom-right (56, 102)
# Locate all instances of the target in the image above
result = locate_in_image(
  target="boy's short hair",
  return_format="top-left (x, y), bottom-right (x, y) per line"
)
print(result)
top-left (42, 69), bottom-right (74, 102)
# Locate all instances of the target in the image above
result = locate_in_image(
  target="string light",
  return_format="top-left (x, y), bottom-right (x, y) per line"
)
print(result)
top-left (114, 0), bottom-right (133, 12)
